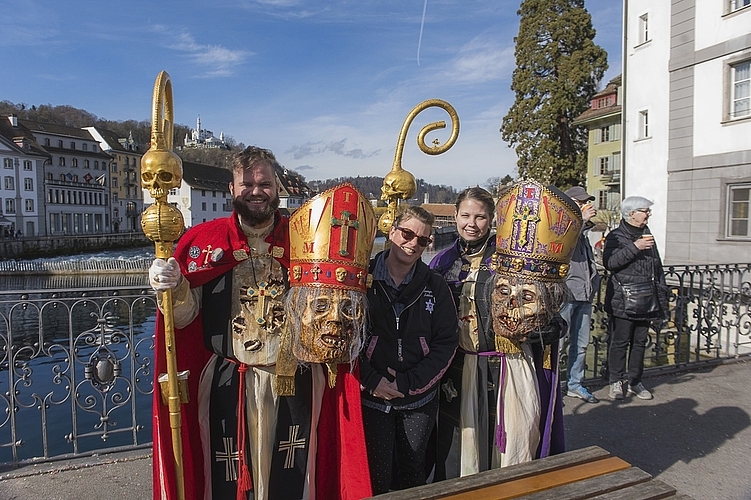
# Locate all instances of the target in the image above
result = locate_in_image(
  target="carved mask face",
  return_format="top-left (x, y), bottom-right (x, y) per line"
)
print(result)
top-left (233, 279), bottom-right (285, 363)
top-left (490, 275), bottom-right (546, 342)
top-left (294, 288), bottom-right (363, 364)
top-left (141, 151), bottom-right (183, 199)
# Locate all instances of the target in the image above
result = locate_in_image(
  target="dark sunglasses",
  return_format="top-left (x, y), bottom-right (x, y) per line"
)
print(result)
top-left (394, 226), bottom-right (433, 247)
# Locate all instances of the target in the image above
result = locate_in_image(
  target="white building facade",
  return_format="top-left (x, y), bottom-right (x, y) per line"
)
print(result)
top-left (0, 128), bottom-right (46, 237)
top-left (623, 0), bottom-right (751, 264)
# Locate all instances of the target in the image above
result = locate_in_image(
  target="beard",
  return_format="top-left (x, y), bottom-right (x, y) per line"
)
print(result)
top-left (233, 193), bottom-right (280, 227)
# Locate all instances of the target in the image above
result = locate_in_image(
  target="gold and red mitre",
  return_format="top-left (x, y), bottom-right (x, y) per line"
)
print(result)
top-left (493, 179), bottom-right (582, 281)
top-left (289, 182), bottom-right (377, 292)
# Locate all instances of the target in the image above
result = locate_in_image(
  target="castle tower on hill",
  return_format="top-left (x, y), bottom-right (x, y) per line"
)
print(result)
top-left (183, 115), bottom-right (228, 149)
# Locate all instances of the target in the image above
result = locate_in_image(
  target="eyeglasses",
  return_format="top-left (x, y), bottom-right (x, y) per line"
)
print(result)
top-left (635, 209), bottom-right (652, 214)
top-left (394, 226), bottom-right (433, 247)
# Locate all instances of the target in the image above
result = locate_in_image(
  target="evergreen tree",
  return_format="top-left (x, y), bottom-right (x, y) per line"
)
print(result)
top-left (500, 0), bottom-right (608, 188)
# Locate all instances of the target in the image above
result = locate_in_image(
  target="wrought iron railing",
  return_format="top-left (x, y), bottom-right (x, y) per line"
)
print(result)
top-left (570, 263), bottom-right (751, 383)
top-left (0, 286), bottom-right (155, 467)
top-left (0, 263), bottom-right (749, 466)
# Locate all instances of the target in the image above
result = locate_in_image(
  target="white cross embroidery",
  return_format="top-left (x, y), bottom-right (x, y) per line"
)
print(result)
top-left (278, 425), bottom-right (306, 469)
top-left (215, 437), bottom-right (239, 482)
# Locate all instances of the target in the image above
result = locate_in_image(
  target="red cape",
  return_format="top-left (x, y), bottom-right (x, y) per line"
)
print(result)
top-left (152, 212), bottom-right (289, 500)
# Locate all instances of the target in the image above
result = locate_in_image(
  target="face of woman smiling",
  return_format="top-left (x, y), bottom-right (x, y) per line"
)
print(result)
top-left (455, 198), bottom-right (491, 243)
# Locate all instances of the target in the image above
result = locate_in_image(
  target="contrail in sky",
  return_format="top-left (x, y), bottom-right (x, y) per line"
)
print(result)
top-left (417, 0), bottom-right (428, 66)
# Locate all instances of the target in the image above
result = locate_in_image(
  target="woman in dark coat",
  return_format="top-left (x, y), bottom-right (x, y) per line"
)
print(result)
top-left (603, 196), bottom-right (668, 401)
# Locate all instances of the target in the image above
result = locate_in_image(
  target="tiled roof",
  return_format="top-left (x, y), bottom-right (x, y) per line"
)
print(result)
top-left (182, 161), bottom-right (232, 191)
top-left (422, 203), bottom-right (456, 217)
top-left (19, 119), bottom-right (97, 140)
top-left (0, 117), bottom-right (52, 158)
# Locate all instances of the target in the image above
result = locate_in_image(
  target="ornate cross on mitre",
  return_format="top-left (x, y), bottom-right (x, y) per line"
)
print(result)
top-left (331, 210), bottom-right (359, 257)
top-left (512, 204), bottom-right (541, 248)
top-left (278, 425), bottom-right (306, 469)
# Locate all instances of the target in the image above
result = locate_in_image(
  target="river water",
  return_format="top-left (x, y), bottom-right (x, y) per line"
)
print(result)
top-left (0, 237), bottom-right (452, 462)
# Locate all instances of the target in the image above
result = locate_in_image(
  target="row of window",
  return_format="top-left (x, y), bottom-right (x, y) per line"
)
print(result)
top-left (3, 158), bottom-right (34, 170)
top-left (593, 124), bottom-right (621, 144)
top-left (0, 198), bottom-right (34, 214)
top-left (2, 177), bottom-right (35, 191)
top-left (635, 7), bottom-right (750, 124)
top-left (200, 189), bottom-right (230, 198)
top-left (49, 212), bottom-right (105, 235)
top-left (200, 201), bottom-right (232, 212)
top-left (43, 138), bottom-right (98, 153)
top-left (57, 157), bottom-right (106, 169)
top-left (47, 189), bottom-right (106, 206)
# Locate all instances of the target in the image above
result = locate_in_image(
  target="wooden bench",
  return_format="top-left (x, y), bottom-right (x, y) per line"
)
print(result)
top-left (370, 446), bottom-right (691, 499)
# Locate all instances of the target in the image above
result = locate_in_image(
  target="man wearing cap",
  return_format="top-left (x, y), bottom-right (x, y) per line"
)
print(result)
top-left (561, 186), bottom-right (601, 404)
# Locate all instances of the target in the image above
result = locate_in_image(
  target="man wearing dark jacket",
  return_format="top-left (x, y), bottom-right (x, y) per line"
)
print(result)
top-left (562, 186), bottom-right (602, 404)
top-left (360, 206), bottom-right (458, 494)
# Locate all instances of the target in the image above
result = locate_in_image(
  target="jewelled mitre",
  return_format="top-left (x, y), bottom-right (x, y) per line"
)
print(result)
top-left (493, 179), bottom-right (582, 281)
top-left (288, 182), bottom-right (377, 291)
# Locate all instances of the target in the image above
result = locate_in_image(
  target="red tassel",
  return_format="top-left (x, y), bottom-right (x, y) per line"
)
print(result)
top-left (237, 462), bottom-right (252, 494)
top-left (235, 363), bottom-right (252, 500)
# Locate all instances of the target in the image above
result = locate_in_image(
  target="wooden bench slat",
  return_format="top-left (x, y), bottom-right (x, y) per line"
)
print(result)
top-left (370, 446), bottom-right (613, 500)
top-left (518, 467), bottom-right (652, 500)
top-left (444, 457), bottom-right (631, 500)
top-left (588, 479), bottom-right (678, 500)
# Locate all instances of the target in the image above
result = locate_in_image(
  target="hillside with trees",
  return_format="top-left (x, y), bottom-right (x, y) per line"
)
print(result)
top-left (0, 100), bottom-right (465, 202)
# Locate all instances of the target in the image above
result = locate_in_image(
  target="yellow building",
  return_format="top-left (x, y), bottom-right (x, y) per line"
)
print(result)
top-left (574, 75), bottom-right (622, 217)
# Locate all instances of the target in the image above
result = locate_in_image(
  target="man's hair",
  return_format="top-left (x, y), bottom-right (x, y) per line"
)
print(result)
top-left (394, 205), bottom-right (435, 228)
top-left (231, 146), bottom-right (281, 175)
top-left (454, 186), bottom-right (495, 216)
top-left (620, 196), bottom-right (653, 220)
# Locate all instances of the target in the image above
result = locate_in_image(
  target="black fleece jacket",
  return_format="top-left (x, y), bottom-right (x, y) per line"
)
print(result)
top-left (360, 253), bottom-right (459, 408)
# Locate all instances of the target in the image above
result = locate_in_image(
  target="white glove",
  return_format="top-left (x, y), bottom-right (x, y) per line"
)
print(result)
top-left (149, 257), bottom-right (183, 291)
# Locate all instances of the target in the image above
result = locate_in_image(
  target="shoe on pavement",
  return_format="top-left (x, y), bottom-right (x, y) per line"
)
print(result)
top-left (627, 382), bottom-right (653, 400)
top-left (567, 387), bottom-right (599, 403)
top-left (609, 381), bottom-right (624, 400)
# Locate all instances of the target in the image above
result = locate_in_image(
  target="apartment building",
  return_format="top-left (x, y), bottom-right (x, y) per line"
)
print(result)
top-left (623, 0), bottom-right (750, 264)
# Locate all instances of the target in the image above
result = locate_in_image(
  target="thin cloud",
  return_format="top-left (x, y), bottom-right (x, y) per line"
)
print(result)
top-left (287, 139), bottom-right (380, 160)
top-left (152, 25), bottom-right (251, 77)
top-left (294, 164), bottom-right (316, 171)
top-left (441, 34), bottom-right (515, 84)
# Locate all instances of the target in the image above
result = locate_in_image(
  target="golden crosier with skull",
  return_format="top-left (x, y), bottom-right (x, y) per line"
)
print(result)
top-left (142, 150), bottom-right (183, 200)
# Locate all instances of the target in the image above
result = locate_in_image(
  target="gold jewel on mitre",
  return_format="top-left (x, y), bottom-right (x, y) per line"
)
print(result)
top-left (492, 179), bottom-right (582, 281)
top-left (288, 182), bottom-right (377, 292)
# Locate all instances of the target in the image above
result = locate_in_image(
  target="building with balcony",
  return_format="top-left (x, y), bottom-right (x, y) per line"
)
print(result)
top-left (18, 119), bottom-right (113, 235)
top-left (623, 0), bottom-right (750, 264)
top-left (85, 128), bottom-right (144, 232)
top-left (574, 75), bottom-right (622, 220)
top-left (0, 115), bottom-right (49, 237)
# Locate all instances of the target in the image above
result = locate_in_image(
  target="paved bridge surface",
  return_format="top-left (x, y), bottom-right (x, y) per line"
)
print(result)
top-left (1, 358), bottom-right (749, 500)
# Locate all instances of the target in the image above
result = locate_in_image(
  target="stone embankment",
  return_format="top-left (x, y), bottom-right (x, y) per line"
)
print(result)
top-left (0, 232), bottom-right (150, 261)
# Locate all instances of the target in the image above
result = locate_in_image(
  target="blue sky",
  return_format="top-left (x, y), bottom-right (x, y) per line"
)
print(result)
top-left (1, 0), bottom-right (623, 190)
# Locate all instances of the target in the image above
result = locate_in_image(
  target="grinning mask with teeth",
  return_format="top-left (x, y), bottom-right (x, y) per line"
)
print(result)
top-left (285, 287), bottom-right (366, 365)
top-left (489, 274), bottom-right (566, 344)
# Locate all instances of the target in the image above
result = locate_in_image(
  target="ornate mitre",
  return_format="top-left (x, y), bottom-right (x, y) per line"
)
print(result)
top-left (277, 183), bottom-right (377, 394)
top-left (493, 179), bottom-right (582, 281)
top-left (288, 182), bottom-right (377, 291)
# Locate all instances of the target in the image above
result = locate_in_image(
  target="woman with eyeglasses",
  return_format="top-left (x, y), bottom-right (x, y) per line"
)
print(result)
top-left (603, 196), bottom-right (668, 401)
top-left (360, 205), bottom-right (459, 494)
top-left (428, 186), bottom-right (499, 480)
